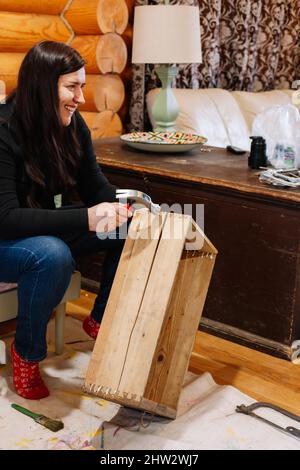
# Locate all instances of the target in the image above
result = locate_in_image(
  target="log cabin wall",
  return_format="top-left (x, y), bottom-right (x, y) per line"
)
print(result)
top-left (0, 0), bottom-right (135, 139)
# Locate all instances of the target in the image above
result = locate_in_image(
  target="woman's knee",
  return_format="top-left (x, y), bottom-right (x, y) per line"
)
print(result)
top-left (28, 236), bottom-right (75, 274)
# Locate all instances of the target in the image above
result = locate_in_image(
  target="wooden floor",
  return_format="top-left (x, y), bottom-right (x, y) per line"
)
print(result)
top-left (1, 288), bottom-right (299, 415)
top-left (66, 289), bottom-right (300, 416)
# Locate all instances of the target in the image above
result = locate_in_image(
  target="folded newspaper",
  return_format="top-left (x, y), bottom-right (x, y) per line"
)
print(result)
top-left (259, 168), bottom-right (300, 188)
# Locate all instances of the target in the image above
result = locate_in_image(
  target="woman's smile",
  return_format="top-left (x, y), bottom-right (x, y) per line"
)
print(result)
top-left (64, 105), bottom-right (76, 113)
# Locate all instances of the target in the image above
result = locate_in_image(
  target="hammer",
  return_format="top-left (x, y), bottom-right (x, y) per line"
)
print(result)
top-left (115, 189), bottom-right (161, 214)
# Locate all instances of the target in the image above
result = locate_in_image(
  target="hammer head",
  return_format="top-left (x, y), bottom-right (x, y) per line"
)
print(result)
top-left (115, 189), bottom-right (161, 214)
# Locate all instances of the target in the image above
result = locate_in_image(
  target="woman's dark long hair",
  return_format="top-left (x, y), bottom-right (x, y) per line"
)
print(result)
top-left (13, 41), bottom-right (85, 207)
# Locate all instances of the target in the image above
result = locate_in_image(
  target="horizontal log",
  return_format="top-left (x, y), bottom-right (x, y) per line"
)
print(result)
top-left (65, 0), bottom-right (128, 36)
top-left (0, 0), bottom-right (67, 15)
top-left (0, 53), bottom-right (24, 94)
top-left (81, 110), bottom-right (123, 140)
top-left (0, 72), bottom-right (125, 113)
top-left (0, 53), bottom-right (25, 74)
top-left (79, 112), bottom-right (97, 130)
top-left (0, 47), bottom-right (129, 91)
top-left (80, 74), bottom-right (125, 113)
top-left (0, 56), bottom-right (129, 109)
top-left (80, 75), bottom-right (99, 112)
top-left (65, 0), bottom-right (99, 35)
top-left (70, 36), bottom-right (99, 74)
top-left (71, 34), bottom-right (127, 74)
top-left (0, 11), bottom-right (71, 52)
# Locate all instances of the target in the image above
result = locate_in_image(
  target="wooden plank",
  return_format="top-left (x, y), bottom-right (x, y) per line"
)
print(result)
top-left (144, 249), bottom-right (216, 412)
top-left (85, 210), bottom-right (167, 392)
top-left (85, 211), bottom-right (141, 391)
top-left (118, 213), bottom-right (191, 398)
top-left (90, 390), bottom-right (177, 419)
top-left (189, 353), bottom-right (300, 416)
top-left (185, 219), bottom-right (218, 253)
top-left (192, 331), bottom-right (300, 391)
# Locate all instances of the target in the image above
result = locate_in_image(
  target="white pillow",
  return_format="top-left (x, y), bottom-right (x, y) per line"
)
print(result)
top-left (147, 88), bottom-right (250, 150)
top-left (280, 89), bottom-right (300, 113)
top-left (231, 90), bottom-right (292, 132)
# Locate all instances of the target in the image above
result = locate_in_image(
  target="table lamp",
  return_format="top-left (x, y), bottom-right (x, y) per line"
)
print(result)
top-left (132, 2), bottom-right (202, 133)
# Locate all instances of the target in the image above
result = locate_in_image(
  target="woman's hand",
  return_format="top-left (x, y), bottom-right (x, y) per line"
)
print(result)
top-left (88, 202), bottom-right (132, 233)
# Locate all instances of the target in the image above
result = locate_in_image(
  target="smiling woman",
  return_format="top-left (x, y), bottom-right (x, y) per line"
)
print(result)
top-left (58, 68), bottom-right (86, 127)
top-left (0, 40), bottom-right (133, 400)
top-left (8, 41), bottom-right (86, 202)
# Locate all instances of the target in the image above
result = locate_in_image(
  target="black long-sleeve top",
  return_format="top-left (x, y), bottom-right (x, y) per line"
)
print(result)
top-left (0, 101), bottom-right (117, 240)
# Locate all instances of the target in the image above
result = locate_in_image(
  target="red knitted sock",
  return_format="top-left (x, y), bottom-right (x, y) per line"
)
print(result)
top-left (11, 342), bottom-right (49, 400)
top-left (82, 315), bottom-right (100, 340)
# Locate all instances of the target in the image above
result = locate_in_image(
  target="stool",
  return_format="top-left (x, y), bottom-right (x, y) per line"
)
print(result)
top-left (0, 271), bottom-right (81, 364)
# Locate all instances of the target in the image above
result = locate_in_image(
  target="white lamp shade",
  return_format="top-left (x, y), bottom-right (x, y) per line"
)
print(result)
top-left (132, 5), bottom-right (202, 64)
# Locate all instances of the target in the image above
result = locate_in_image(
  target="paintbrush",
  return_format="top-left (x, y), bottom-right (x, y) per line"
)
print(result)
top-left (11, 403), bottom-right (64, 432)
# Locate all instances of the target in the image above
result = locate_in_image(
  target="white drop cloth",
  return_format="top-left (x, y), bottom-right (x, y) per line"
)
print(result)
top-left (0, 317), bottom-right (299, 450)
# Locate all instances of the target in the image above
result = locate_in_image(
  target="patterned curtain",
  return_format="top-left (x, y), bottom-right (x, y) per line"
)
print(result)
top-left (128, 0), bottom-right (300, 132)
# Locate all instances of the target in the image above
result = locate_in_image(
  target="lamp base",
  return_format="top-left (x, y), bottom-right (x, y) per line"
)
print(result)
top-left (152, 65), bottom-right (179, 133)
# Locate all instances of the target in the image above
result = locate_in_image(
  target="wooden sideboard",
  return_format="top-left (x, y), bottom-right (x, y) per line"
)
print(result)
top-left (91, 137), bottom-right (300, 360)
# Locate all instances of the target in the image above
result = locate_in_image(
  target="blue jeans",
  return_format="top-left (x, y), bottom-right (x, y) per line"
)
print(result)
top-left (0, 232), bottom-right (125, 361)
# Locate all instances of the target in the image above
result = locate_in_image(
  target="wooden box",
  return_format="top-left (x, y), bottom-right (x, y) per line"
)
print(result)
top-left (84, 210), bottom-right (217, 418)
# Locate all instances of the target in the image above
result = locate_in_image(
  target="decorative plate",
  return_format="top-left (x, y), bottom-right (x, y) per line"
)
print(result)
top-left (120, 132), bottom-right (207, 153)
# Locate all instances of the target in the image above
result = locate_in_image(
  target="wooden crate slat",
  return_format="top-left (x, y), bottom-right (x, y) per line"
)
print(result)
top-left (85, 211), bottom-right (141, 389)
top-left (118, 213), bottom-right (191, 396)
top-left (185, 219), bottom-right (218, 254)
top-left (85, 210), bottom-right (167, 391)
top-left (145, 250), bottom-right (217, 410)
